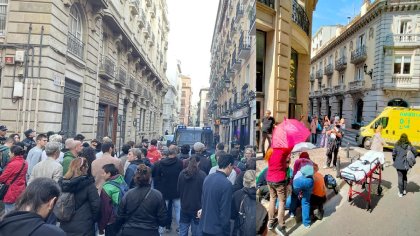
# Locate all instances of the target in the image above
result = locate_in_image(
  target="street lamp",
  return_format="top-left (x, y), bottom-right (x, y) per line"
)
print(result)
top-left (364, 63), bottom-right (373, 79)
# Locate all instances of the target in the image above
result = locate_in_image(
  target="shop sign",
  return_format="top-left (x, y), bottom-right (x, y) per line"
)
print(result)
top-left (220, 117), bottom-right (230, 125)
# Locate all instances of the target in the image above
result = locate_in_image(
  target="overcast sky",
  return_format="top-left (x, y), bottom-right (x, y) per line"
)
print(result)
top-left (166, 0), bottom-right (219, 105)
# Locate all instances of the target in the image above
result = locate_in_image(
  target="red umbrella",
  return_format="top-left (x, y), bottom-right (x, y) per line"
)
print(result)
top-left (272, 118), bottom-right (310, 149)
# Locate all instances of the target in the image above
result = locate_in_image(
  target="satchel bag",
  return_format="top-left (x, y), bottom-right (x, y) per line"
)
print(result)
top-left (0, 162), bottom-right (25, 200)
top-left (406, 148), bottom-right (416, 168)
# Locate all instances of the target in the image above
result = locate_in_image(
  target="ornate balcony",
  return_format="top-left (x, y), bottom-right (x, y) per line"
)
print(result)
top-left (310, 73), bottom-right (315, 82)
top-left (151, 4), bottom-right (156, 18)
top-left (138, 9), bottom-right (146, 28)
top-left (143, 23), bottom-right (151, 39)
top-left (383, 75), bottom-right (420, 91)
top-left (145, 0), bottom-right (151, 7)
top-left (239, 31), bottom-right (251, 59)
top-left (231, 48), bottom-right (242, 70)
top-left (324, 64), bottom-right (334, 76)
top-left (149, 34), bottom-right (155, 46)
top-left (67, 33), bottom-right (84, 60)
top-left (231, 20), bottom-right (237, 34)
top-left (99, 56), bottom-right (115, 80)
top-left (322, 87), bottom-right (332, 95)
top-left (134, 82), bottom-right (141, 95)
top-left (292, 0), bottom-right (310, 36)
top-left (316, 69), bottom-right (323, 80)
top-left (385, 34), bottom-right (420, 47)
top-left (126, 76), bottom-right (135, 92)
top-left (235, 2), bottom-right (244, 22)
top-left (258, 0), bottom-right (274, 9)
top-left (314, 90), bottom-right (321, 96)
top-left (335, 56), bottom-right (347, 72)
top-left (350, 45), bottom-right (367, 64)
top-left (115, 67), bottom-right (127, 87)
top-left (129, 1), bottom-right (139, 15)
top-left (333, 84), bottom-right (346, 94)
top-left (164, 41), bottom-right (168, 50)
top-left (348, 80), bottom-right (365, 93)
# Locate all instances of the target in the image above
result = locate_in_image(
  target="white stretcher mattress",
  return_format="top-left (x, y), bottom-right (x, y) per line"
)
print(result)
top-left (340, 151), bottom-right (384, 181)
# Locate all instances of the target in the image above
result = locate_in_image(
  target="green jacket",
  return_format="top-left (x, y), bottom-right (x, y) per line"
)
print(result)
top-left (210, 154), bottom-right (218, 167)
top-left (62, 151), bottom-right (76, 175)
top-left (0, 145), bottom-right (10, 172)
top-left (102, 175), bottom-right (126, 205)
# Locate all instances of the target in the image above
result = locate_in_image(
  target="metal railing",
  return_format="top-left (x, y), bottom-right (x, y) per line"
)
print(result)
top-left (99, 56), bottom-right (116, 79)
top-left (348, 80), bottom-right (365, 91)
top-left (239, 31), bottom-right (251, 50)
top-left (258, 0), bottom-right (274, 9)
top-left (316, 69), bottom-right (323, 79)
top-left (67, 33), bottom-right (84, 60)
top-left (292, 0), bottom-right (310, 35)
top-left (138, 9), bottom-right (146, 28)
top-left (350, 45), bottom-right (367, 64)
top-left (335, 56), bottom-right (347, 71)
top-left (333, 84), bottom-right (346, 93)
top-left (324, 64), bottom-right (334, 76)
top-left (117, 67), bottom-right (127, 86)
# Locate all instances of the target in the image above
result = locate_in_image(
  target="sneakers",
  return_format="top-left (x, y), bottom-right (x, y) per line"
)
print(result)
top-left (267, 220), bottom-right (277, 230)
top-left (289, 213), bottom-right (295, 218)
top-left (403, 190), bottom-right (407, 195)
top-left (398, 192), bottom-right (403, 198)
top-left (304, 225), bottom-right (311, 229)
top-left (275, 226), bottom-right (288, 236)
top-left (323, 165), bottom-right (329, 169)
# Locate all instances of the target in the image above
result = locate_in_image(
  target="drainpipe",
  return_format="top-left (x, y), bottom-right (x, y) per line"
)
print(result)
top-left (21, 24), bottom-right (32, 134)
top-left (34, 26), bottom-right (44, 130)
top-left (93, 20), bottom-right (103, 138)
top-left (26, 46), bottom-right (35, 130)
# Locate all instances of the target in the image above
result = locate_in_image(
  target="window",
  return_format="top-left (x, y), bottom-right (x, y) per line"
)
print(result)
top-left (246, 64), bottom-right (250, 84)
top-left (69, 6), bottom-right (82, 39)
top-left (0, 0), bottom-right (8, 35)
top-left (357, 34), bottom-right (365, 48)
top-left (394, 56), bottom-right (411, 74)
top-left (356, 66), bottom-right (364, 80)
top-left (399, 20), bottom-right (410, 34)
top-left (340, 74), bottom-right (344, 84)
top-left (310, 82), bottom-right (314, 92)
top-left (318, 81), bottom-right (322, 91)
top-left (181, 99), bottom-right (185, 106)
top-left (182, 91), bottom-right (186, 97)
top-left (327, 78), bottom-right (332, 88)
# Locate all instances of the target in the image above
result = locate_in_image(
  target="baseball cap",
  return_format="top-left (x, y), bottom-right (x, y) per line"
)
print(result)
top-left (0, 125), bottom-right (7, 131)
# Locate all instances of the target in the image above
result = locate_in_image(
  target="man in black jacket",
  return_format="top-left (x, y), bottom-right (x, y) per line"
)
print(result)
top-left (22, 129), bottom-right (37, 154)
top-left (194, 142), bottom-right (211, 175)
top-left (177, 154), bottom-right (206, 236)
top-left (199, 154), bottom-right (234, 236)
top-left (153, 145), bottom-right (183, 232)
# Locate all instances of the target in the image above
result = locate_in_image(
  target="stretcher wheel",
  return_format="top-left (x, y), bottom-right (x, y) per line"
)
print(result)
top-left (377, 186), bottom-right (383, 196)
top-left (348, 196), bottom-right (352, 202)
top-left (366, 203), bottom-right (371, 210)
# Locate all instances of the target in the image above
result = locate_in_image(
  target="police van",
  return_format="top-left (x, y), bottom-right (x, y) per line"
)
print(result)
top-left (174, 126), bottom-right (215, 154)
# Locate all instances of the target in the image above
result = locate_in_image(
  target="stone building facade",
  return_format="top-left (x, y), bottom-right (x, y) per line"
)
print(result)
top-left (162, 84), bottom-right (178, 134)
top-left (256, 0), bottom-right (317, 151)
top-left (208, 0), bottom-right (256, 150)
top-left (309, 0), bottom-right (420, 129)
top-left (0, 0), bottom-right (170, 146)
top-left (179, 75), bottom-right (192, 126)
top-left (197, 88), bottom-right (210, 127)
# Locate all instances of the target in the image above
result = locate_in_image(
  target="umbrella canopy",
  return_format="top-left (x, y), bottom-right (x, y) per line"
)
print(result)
top-left (272, 118), bottom-right (310, 149)
top-left (292, 142), bottom-right (317, 152)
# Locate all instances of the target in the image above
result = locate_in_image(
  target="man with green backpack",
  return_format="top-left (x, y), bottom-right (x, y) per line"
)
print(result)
top-left (209, 143), bottom-right (225, 167)
top-left (98, 164), bottom-right (128, 235)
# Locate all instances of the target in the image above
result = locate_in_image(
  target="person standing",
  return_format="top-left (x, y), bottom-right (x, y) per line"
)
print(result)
top-left (0, 146), bottom-right (27, 213)
top-left (266, 148), bottom-right (291, 236)
top-left (153, 145), bottom-right (183, 232)
top-left (29, 142), bottom-right (63, 184)
top-left (26, 134), bottom-right (48, 181)
top-left (99, 164), bottom-right (128, 236)
top-left (41, 134), bottom-right (64, 164)
top-left (311, 163), bottom-right (327, 220)
top-left (0, 125), bottom-right (8, 145)
top-left (261, 110), bottom-right (275, 157)
top-left (62, 139), bottom-right (83, 175)
top-left (310, 116), bottom-right (319, 145)
top-left (147, 139), bottom-right (162, 164)
top-left (199, 154), bottom-right (234, 236)
top-left (22, 129), bottom-right (37, 153)
top-left (194, 142), bottom-right (212, 175)
top-left (0, 138), bottom-right (14, 174)
top-left (0, 178), bottom-right (66, 235)
top-left (324, 117), bottom-right (343, 170)
top-left (124, 148), bottom-right (145, 188)
top-left (58, 157), bottom-right (100, 236)
top-left (9, 133), bottom-right (21, 143)
top-left (91, 142), bottom-right (123, 192)
top-left (371, 125), bottom-right (386, 152)
top-left (392, 133), bottom-right (417, 197)
top-left (115, 164), bottom-right (167, 236)
top-left (177, 154), bottom-right (206, 236)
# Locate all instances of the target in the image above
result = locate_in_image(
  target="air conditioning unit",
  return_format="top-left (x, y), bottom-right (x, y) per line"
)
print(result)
top-left (13, 82), bottom-right (24, 98)
top-left (15, 51), bottom-right (25, 62)
top-left (17, 68), bottom-right (24, 77)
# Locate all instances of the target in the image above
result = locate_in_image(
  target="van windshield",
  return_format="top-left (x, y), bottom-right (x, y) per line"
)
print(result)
top-left (372, 117), bottom-right (389, 129)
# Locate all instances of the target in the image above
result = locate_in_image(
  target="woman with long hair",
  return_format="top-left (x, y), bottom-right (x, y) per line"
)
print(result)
top-left (58, 157), bottom-right (100, 236)
top-left (0, 178), bottom-right (65, 235)
top-left (0, 145), bottom-right (28, 213)
top-left (79, 146), bottom-right (96, 176)
top-left (116, 164), bottom-right (167, 236)
top-left (320, 116), bottom-right (330, 148)
top-left (177, 155), bottom-right (206, 236)
top-left (392, 133), bottom-right (417, 197)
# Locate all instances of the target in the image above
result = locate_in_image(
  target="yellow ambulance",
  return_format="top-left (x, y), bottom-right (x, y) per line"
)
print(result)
top-left (356, 107), bottom-right (420, 150)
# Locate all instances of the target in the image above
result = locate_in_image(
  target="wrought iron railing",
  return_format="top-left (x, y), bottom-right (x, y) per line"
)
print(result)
top-left (258, 0), bottom-right (274, 9)
top-left (335, 56), bottom-right (347, 71)
top-left (117, 67), bottom-right (127, 85)
top-left (67, 33), bottom-right (84, 60)
top-left (292, 0), bottom-right (310, 36)
top-left (100, 56), bottom-right (116, 79)
top-left (351, 45), bottom-right (367, 64)
top-left (324, 64), bottom-right (334, 76)
top-left (316, 69), bottom-right (323, 79)
top-left (239, 31), bottom-right (251, 50)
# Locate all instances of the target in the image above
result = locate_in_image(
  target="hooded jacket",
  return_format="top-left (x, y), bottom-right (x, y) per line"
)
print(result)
top-left (147, 145), bottom-right (162, 164)
top-left (0, 145), bottom-right (10, 173)
top-left (125, 159), bottom-right (146, 189)
top-left (153, 157), bottom-right (183, 200)
top-left (61, 151), bottom-right (76, 176)
top-left (392, 143), bottom-right (418, 170)
top-left (58, 175), bottom-right (100, 236)
top-left (0, 156), bottom-right (27, 203)
top-left (177, 168), bottom-right (206, 213)
top-left (231, 187), bottom-right (257, 220)
top-left (0, 211), bottom-right (66, 236)
top-left (99, 174), bottom-right (126, 231)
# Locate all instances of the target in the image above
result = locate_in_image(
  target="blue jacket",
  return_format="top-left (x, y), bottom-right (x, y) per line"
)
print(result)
top-left (201, 171), bottom-right (232, 236)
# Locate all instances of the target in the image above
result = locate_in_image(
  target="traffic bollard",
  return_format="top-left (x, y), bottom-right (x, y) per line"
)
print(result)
top-left (336, 153), bottom-right (341, 178)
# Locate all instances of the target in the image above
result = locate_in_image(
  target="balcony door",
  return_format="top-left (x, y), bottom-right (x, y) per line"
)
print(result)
top-left (61, 79), bottom-right (80, 140)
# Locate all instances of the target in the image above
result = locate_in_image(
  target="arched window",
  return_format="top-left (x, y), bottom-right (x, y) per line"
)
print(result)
top-left (69, 6), bottom-right (82, 40)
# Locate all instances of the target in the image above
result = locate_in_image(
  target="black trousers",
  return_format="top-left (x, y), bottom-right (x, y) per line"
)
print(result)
top-left (311, 133), bottom-right (317, 145)
top-left (397, 169), bottom-right (408, 194)
top-left (261, 132), bottom-right (272, 156)
top-left (326, 146), bottom-right (339, 167)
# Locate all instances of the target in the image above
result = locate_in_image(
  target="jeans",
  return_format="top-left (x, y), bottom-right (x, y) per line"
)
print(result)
top-left (261, 132), bottom-right (272, 156)
top-left (268, 181), bottom-right (287, 228)
top-left (311, 134), bottom-right (317, 145)
top-left (179, 211), bottom-right (202, 236)
top-left (105, 223), bottom-right (118, 236)
top-left (290, 177), bottom-right (314, 227)
top-left (397, 169), bottom-right (408, 194)
top-left (4, 203), bottom-right (15, 214)
top-left (166, 199), bottom-right (173, 229)
top-left (326, 145), bottom-right (339, 167)
top-left (166, 199), bottom-right (180, 228)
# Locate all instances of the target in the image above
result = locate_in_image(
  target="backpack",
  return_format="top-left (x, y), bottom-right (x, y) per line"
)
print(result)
top-left (53, 192), bottom-right (76, 222)
top-left (210, 154), bottom-right (217, 167)
top-left (324, 174), bottom-right (338, 194)
top-left (406, 149), bottom-right (416, 168)
top-left (105, 180), bottom-right (129, 215)
top-left (238, 195), bottom-right (257, 236)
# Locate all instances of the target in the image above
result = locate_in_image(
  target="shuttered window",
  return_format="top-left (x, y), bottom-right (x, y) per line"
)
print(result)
top-left (0, 0), bottom-right (7, 35)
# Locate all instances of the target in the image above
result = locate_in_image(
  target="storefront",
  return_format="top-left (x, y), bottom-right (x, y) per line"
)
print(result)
top-left (231, 107), bottom-right (251, 150)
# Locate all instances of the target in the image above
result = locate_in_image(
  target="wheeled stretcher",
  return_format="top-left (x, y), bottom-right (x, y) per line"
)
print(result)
top-left (340, 151), bottom-right (385, 210)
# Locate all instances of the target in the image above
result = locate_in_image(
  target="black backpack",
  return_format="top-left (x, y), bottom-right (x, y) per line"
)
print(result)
top-left (238, 195), bottom-right (257, 236)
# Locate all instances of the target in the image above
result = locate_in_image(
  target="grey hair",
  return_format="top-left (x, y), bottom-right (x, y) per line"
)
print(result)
top-left (103, 136), bottom-right (112, 144)
top-left (244, 147), bottom-right (254, 155)
top-left (49, 134), bottom-right (62, 143)
top-left (65, 138), bottom-right (74, 149)
top-left (45, 142), bottom-right (61, 157)
top-left (129, 148), bottom-right (142, 159)
top-left (168, 145), bottom-right (178, 156)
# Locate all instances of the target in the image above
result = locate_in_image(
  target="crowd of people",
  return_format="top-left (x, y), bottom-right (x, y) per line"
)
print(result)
top-left (0, 127), bottom-right (259, 236)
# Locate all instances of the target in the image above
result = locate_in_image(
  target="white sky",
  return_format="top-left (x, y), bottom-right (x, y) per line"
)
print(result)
top-left (166, 0), bottom-right (219, 105)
